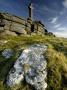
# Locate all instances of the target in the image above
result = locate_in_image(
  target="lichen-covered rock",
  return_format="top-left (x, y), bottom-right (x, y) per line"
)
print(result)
top-left (2, 49), bottom-right (13, 59)
top-left (6, 44), bottom-right (47, 90)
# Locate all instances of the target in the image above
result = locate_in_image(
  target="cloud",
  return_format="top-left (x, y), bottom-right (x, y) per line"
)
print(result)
top-left (54, 31), bottom-right (67, 38)
top-left (57, 27), bottom-right (67, 31)
top-left (42, 6), bottom-right (49, 11)
top-left (50, 17), bottom-right (58, 24)
top-left (43, 6), bottom-right (59, 14)
top-left (53, 26), bottom-right (67, 38)
top-left (59, 9), bottom-right (66, 15)
top-left (34, 4), bottom-right (59, 15)
top-left (62, 0), bottom-right (67, 8)
top-left (50, 23), bottom-right (67, 38)
top-left (54, 24), bottom-right (61, 28)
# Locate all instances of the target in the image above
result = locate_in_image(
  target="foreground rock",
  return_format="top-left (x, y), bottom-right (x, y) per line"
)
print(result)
top-left (6, 44), bottom-right (47, 90)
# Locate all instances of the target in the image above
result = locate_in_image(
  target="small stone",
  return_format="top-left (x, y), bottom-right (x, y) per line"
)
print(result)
top-left (2, 49), bottom-right (13, 59)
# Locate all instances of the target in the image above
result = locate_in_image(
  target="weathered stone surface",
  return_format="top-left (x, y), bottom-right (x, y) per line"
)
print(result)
top-left (0, 12), bottom-right (47, 35)
top-left (6, 44), bottom-right (47, 90)
top-left (2, 49), bottom-right (13, 59)
top-left (0, 13), bottom-right (27, 35)
top-left (1, 13), bottom-right (25, 24)
top-left (3, 30), bottom-right (17, 36)
top-left (10, 23), bottom-right (26, 34)
top-left (4, 19), bottom-right (11, 30)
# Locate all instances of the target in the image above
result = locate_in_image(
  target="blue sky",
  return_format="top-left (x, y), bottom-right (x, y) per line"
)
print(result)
top-left (0, 0), bottom-right (67, 38)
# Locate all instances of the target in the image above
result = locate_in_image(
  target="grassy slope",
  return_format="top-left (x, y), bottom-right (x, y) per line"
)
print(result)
top-left (0, 35), bottom-right (67, 90)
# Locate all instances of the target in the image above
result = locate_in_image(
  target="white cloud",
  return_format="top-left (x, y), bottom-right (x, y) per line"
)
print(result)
top-left (54, 24), bottom-right (61, 28)
top-left (53, 26), bottom-right (67, 38)
top-left (59, 9), bottom-right (66, 15)
top-left (63, 0), bottom-right (67, 8)
top-left (43, 6), bottom-right (49, 11)
top-left (54, 31), bottom-right (67, 38)
top-left (57, 27), bottom-right (67, 31)
top-left (34, 4), bottom-right (59, 15)
top-left (51, 17), bottom-right (58, 24)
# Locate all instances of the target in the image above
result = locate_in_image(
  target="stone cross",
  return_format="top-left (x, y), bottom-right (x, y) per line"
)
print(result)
top-left (28, 3), bottom-right (33, 20)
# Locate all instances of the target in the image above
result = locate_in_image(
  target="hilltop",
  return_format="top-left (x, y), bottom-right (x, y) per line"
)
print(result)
top-left (0, 12), bottom-right (55, 36)
top-left (0, 35), bottom-right (67, 90)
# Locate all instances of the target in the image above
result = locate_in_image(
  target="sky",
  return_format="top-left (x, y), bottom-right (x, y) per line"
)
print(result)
top-left (0, 0), bottom-right (67, 38)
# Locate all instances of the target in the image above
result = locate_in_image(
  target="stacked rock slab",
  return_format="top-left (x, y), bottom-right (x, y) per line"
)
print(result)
top-left (0, 13), bottom-right (46, 35)
top-left (0, 13), bottom-right (27, 35)
top-left (6, 44), bottom-right (47, 90)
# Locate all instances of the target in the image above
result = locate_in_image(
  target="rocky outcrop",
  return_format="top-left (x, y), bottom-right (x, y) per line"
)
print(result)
top-left (6, 44), bottom-right (47, 90)
top-left (0, 13), bottom-right (27, 35)
top-left (0, 13), bottom-right (47, 35)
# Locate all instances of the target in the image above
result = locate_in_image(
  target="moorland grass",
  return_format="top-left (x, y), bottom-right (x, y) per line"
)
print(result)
top-left (0, 35), bottom-right (67, 90)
